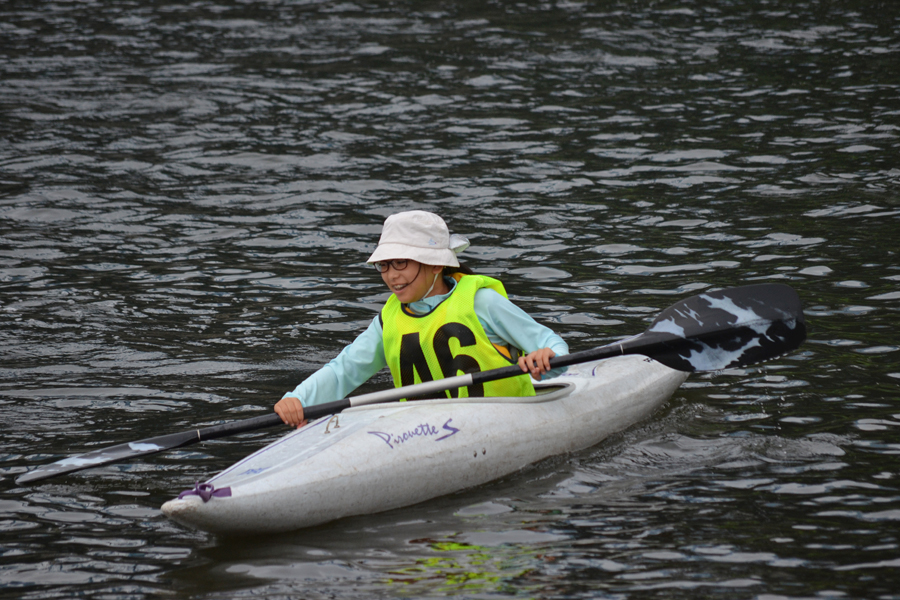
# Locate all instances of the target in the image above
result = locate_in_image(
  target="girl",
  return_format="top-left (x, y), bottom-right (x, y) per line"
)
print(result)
top-left (275, 210), bottom-right (568, 427)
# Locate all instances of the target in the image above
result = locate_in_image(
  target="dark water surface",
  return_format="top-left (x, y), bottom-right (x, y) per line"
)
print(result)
top-left (2, 0), bottom-right (899, 598)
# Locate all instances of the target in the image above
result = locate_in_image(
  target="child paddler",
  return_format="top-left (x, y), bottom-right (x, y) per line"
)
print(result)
top-left (274, 210), bottom-right (568, 428)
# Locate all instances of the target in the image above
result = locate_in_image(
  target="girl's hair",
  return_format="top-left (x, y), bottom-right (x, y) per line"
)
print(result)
top-left (443, 263), bottom-right (474, 277)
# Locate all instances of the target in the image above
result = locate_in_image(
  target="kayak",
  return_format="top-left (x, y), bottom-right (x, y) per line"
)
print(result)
top-left (161, 354), bottom-right (688, 535)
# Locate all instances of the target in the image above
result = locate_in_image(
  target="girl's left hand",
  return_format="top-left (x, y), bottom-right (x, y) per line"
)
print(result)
top-left (518, 347), bottom-right (556, 379)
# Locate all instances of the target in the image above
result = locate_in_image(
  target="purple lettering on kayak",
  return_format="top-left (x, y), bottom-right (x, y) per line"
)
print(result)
top-left (368, 421), bottom-right (455, 449)
top-left (369, 431), bottom-right (394, 449)
top-left (435, 418), bottom-right (459, 441)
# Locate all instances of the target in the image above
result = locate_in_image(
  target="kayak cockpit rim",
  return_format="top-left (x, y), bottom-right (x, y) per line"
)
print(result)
top-left (343, 380), bottom-right (576, 413)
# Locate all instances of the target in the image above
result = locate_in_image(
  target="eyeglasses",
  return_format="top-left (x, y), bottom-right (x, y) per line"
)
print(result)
top-left (372, 259), bottom-right (411, 273)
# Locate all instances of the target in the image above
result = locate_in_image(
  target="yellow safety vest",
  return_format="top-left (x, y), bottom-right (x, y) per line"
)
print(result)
top-left (381, 273), bottom-right (536, 399)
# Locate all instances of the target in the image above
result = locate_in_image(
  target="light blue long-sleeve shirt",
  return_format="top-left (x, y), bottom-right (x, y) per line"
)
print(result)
top-left (283, 277), bottom-right (568, 407)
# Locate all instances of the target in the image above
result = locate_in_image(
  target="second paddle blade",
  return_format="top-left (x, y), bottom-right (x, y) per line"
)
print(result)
top-left (15, 431), bottom-right (199, 485)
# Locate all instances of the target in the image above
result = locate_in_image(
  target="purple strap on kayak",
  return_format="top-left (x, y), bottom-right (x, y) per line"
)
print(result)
top-left (178, 482), bottom-right (231, 502)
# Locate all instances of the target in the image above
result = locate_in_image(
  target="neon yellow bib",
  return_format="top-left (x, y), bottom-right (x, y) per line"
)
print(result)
top-left (381, 274), bottom-right (536, 399)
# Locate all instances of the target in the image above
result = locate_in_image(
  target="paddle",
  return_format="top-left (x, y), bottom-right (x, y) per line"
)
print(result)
top-left (15, 283), bottom-right (806, 485)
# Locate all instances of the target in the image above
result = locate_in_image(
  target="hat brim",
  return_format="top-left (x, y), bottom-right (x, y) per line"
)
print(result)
top-left (367, 242), bottom-right (459, 267)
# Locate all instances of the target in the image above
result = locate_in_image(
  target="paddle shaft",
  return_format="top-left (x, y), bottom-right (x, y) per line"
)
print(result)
top-left (303, 341), bottom-right (632, 420)
top-left (194, 413), bottom-right (284, 441)
top-left (14, 339), bottom-right (654, 485)
top-left (16, 283), bottom-right (806, 485)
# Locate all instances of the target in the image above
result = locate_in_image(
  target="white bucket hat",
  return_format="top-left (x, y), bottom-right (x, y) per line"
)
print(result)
top-left (367, 210), bottom-right (469, 267)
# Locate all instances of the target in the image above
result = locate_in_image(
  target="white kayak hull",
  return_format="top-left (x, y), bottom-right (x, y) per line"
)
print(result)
top-left (161, 355), bottom-right (687, 535)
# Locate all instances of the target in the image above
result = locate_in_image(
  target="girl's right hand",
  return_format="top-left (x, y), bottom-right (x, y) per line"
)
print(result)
top-left (518, 347), bottom-right (556, 380)
top-left (274, 396), bottom-right (307, 428)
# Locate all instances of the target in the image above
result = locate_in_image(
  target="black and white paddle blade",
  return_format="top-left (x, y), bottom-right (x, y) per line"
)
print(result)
top-left (624, 283), bottom-right (806, 372)
top-left (16, 413), bottom-right (285, 485)
top-left (15, 431), bottom-right (196, 485)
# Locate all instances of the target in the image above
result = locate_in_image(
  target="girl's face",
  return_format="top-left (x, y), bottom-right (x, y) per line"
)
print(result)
top-left (380, 259), bottom-right (443, 303)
